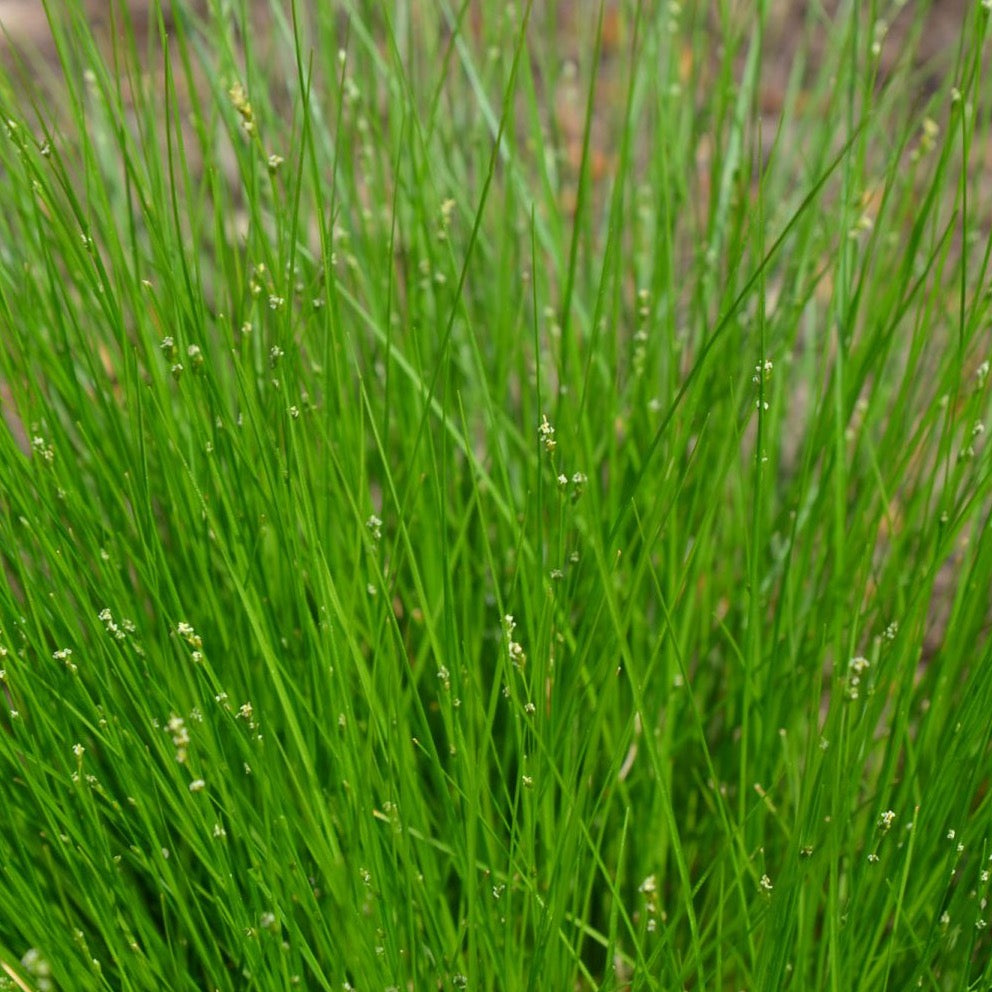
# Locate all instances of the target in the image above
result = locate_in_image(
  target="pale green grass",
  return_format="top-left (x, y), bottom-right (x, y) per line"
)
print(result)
top-left (1, 0), bottom-right (992, 989)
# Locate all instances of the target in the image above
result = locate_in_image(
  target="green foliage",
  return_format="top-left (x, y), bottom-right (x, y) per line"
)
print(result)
top-left (1, 1), bottom-right (991, 989)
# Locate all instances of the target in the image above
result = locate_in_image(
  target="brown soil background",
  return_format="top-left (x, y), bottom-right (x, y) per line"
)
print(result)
top-left (2, 1), bottom-right (984, 202)
top-left (0, 1), bottom-right (980, 91)
top-left (0, 1), bottom-right (984, 180)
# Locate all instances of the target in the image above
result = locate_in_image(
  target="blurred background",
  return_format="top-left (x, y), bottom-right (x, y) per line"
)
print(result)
top-left (0, 1), bottom-right (978, 81)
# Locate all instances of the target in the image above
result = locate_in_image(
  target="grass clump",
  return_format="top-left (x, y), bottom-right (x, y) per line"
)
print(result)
top-left (1, 0), bottom-right (992, 989)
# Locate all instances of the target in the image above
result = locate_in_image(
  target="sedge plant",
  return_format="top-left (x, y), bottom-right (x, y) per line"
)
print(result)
top-left (1, 0), bottom-right (992, 989)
